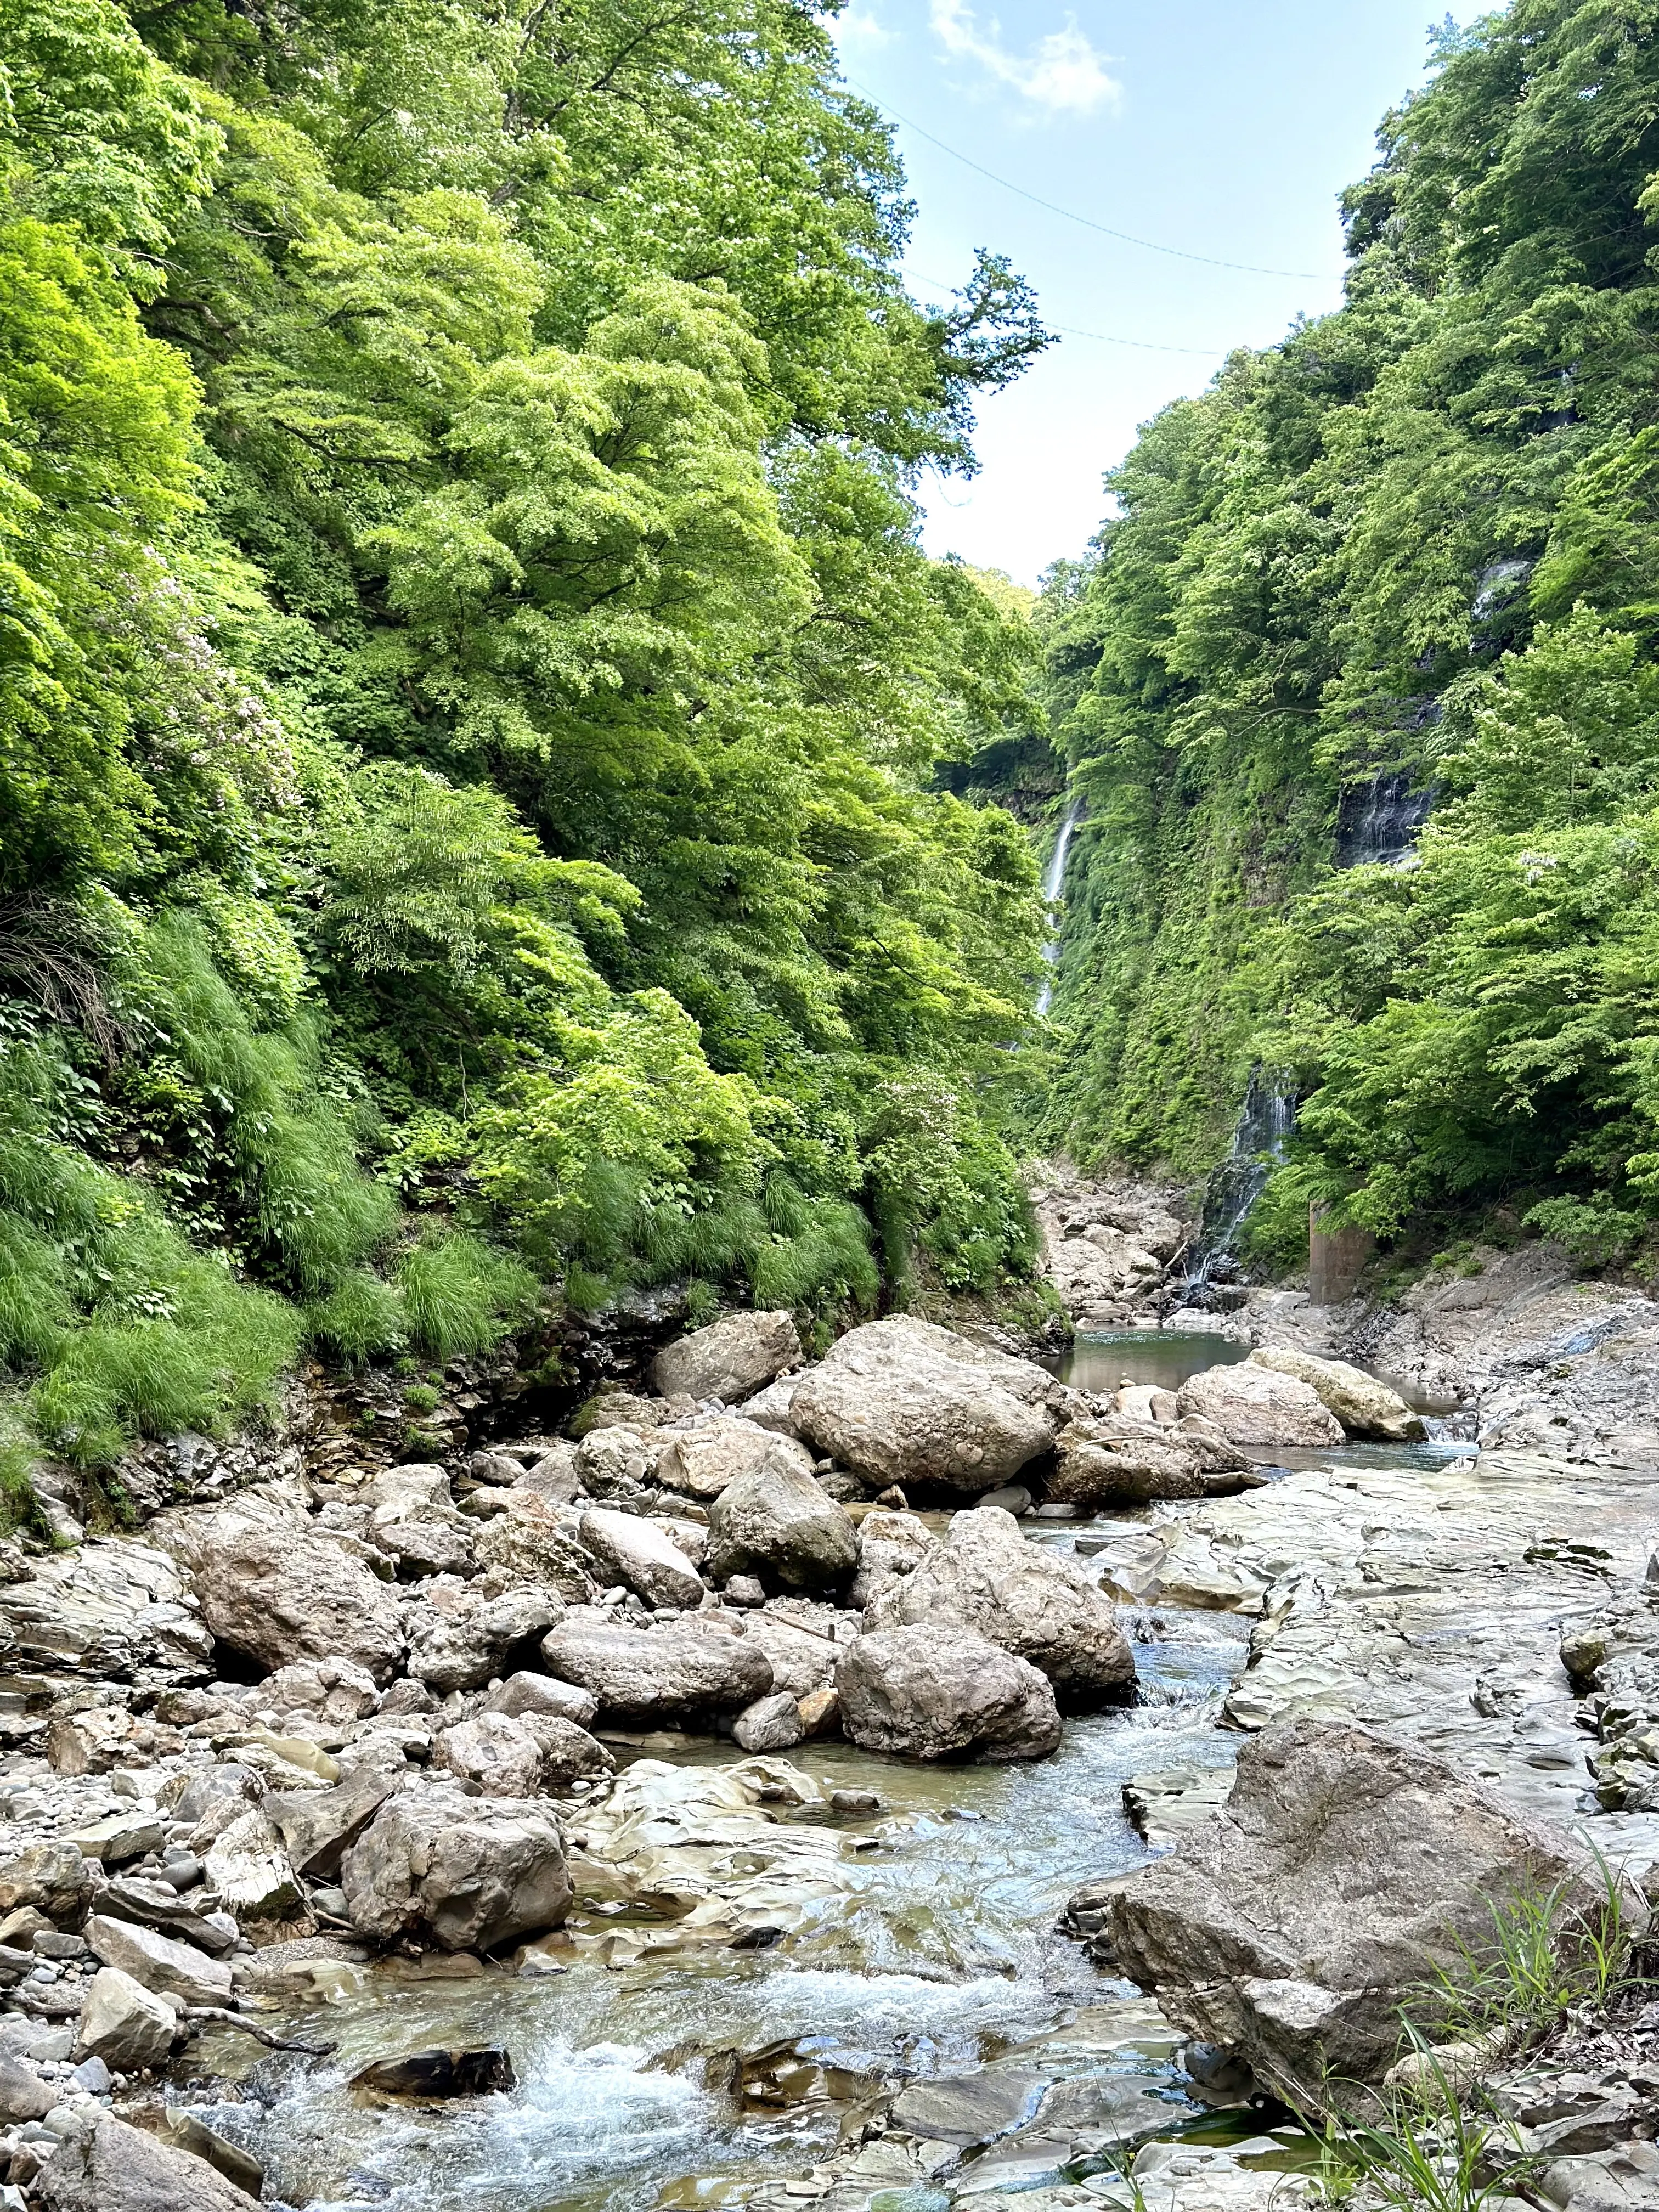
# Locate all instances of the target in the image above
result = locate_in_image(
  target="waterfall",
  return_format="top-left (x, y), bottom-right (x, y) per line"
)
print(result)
top-left (1035, 798), bottom-right (1083, 1017)
top-left (1336, 771), bottom-right (1434, 870)
top-left (1184, 1070), bottom-right (1296, 1289)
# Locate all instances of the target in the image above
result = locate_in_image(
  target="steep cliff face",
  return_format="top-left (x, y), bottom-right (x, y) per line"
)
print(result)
top-left (1026, 1), bottom-right (1659, 1277)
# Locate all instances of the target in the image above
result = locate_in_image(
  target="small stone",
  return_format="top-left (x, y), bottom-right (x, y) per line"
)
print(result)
top-left (69, 1816), bottom-right (165, 1867)
top-left (68, 2058), bottom-right (110, 2096)
top-left (830, 1788), bottom-right (883, 1815)
top-left (723, 1576), bottom-right (766, 1609)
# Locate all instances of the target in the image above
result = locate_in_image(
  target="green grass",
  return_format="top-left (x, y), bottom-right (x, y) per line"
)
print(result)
top-left (396, 1231), bottom-right (538, 1361)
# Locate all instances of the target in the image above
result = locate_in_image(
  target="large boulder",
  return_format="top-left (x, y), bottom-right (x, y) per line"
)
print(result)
top-left (84, 1915), bottom-right (233, 2008)
top-left (340, 1783), bottom-right (571, 1952)
top-left (266, 1760), bottom-right (405, 1878)
top-left (579, 1508), bottom-right (705, 1610)
top-left (654, 1415), bottom-right (814, 1502)
top-left (0, 1538), bottom-right (213, 1684)
top-left (541, 1610), bottom-right (773, 1722)
top-left (261, 1655), bottom-right (381, 1727)
top-left (483, 1671), bottom-right (597, 1727)
top-left (650, 1310), bottom-right (803, 1403)
top-left (1047, 1417), bottom-right (1251, 1508)
top-left (433, 1710), bottom-right (568, 1796)
top-left (38, 2113), bottom-right (254, 2212)
top-left (201, 1808), bottom-right (302, 1921)
top-left (1176, 1363), bottom-right (1345, 1450)
top-left (792, 1318), bottom-right (1063, 1493)
top-left (865, 1507), bottom-right (1134, 1710)
top-left (1097, 1720), bottom-right (1599, 2110)
top-left (404, 1576), bottom-right (566, 1694)
top-left (836, 1623), bottom-right (1061, 1762)
top-left (362, 1462), bottom-right (476, 1578)
top-left (848, 1508), bottom-right (939, 1610)
top-left (1248, 1348), bottom-right (1425, 1442)
top-left (74, 1967), bottom-right (176, 2069)
top-left (155, 1488), bottom-right (404, 1682)
top-left (472, 1496), bottom-right (597, 1600)
top-left (706, 1445), bottom-right (860, 1591)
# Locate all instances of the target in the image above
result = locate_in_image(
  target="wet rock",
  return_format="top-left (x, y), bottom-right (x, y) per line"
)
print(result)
top-left (266, 1763), bottom-right (406, 1877)
top-left (542, 1609), bottom-right (773, 1722)
top-left (201, 1809), bottom-right (302, 1921)
top-left (792, 1317), bottom-right (1064, 1493)
top-left (650, 1310), bottom-right (803, 1403)
top-left (732, 1692), bottom-right (805, 1753)
top-left (353, 2045), bottom-right (516, 2098)
top-left (1048, 1416), bottom-right (1251, 1508)
top-left (1176, 1363), bottom-right (1345, 1449)
top-left (579, 1509), bottom-right (705, 1610)
top-left (472, 1496), bottom-right (597, 1600)
top-left (483, 1672), bottom-right (597, 1727)
top-left (889, 2065), bottom-right (1047, 2145)
top-left (1249, 1349), bottom-right (1424, 1442)
top-left (38, 2112), bottom-right (255, 2212)
top-left (1099, 1719), bottom-right (1599, 2109)
top-left (159, 2113), bottom-right (264, 2199)
top-left (340, 1784), bottom-right (571, 1952)
top-left (0, 1843), bottom-right (94, 1922)
top-left (83, 1915), bottom-right (232, 2008)
top-left (156, 1489), bottom-right (404, 1683)
top-left (864, 1506), bottom-right (1134, 1709)
top-left (706, 1446), bottom-right (860, 1591)
top-left (836, 1623), bottom-right (1062, 1762)
top-left (655, 1416), bottom-right (814, 1503)
top-left (73, 1967), bottom-right (176, 2069)
top-left (404, 1577), bottom-right (566, 1694)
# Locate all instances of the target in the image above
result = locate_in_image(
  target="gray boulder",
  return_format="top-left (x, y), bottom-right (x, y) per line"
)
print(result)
top-left (1047, 1417), bottom-right (1251, 1508)
top-left (732, 1690), bottom-right (805, 1752)
top-left (579, 1508), bottom-right (705, 1610)
top-left (0, 1538), bottom-right (212, 1684)
top-left (1176, 1363), bottom-right (1344, 1449)
top-left (654, 1415), bottom-right (813, 1502)
top-left (472, 1496), bottom-right (598, 1599)
top-left (340, 1783), bottom-right (571, 1952)
top-left (792, 1317), bottom-right (1063, 1493)
top-left (706, 1444), bottom-right (860, 1590)
top-left (1097, 1719), bottom-right (1600, 2109)
top-left (735, 1373), bottom-right (808, 1436)
top-left (1249, 1349), bottom-right (1425, 1442)
top-left (38, 2113), bottom-right (254, 2212)
top-left (649, 1309), bottom-right (803, 1402)
top-left (0, 1841), bottom-right (93, 1921)
top-left (404, 1576), bottom-right (566, 1694)
top-left (483, 1671), bottom-right (598, 1726)
top-left (541, 1609), bottom-right (773, 1722)
top-left (434, 1711), bottom-right (552, 1796)
top-left (266, 1761), bottom-right (405, 1877)
top-left (836, 1623), bottom-right (1062, 1762)
top-left (202, 1808), bottom-right (301, 1921)
top-left (74, 1967), bottom-right (176, 2069)
top-left (155, 1488), bottom-right (404, 1683)
top-left (84, 1915), bottom-right (232, 2008)
top-left (865, 1507), bottom-right (1135, 1709)
top-left (261, 1655), bottom-right (380, 1726)
top-left (483, 1671), bottom-right (597, 1726)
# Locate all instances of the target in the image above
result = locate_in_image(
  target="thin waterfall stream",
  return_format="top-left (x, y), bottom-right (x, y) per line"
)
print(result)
top-left (1035, 799), bottom-right (1083, 1018)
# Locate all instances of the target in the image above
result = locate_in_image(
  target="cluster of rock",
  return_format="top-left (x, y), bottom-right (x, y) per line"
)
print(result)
top-left (0, 1306), bottom-right (1192, 2198)
top-left (1028, 1167), bottom-right (1192, 1331)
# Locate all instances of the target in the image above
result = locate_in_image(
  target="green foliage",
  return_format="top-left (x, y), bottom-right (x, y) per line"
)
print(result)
top-left (0, 0), bottom-right (1052, 1485)
top-left (396, 1232), bottom-right (538, 1361)
top-left (1034, 0), bottom-right (1659, 1260)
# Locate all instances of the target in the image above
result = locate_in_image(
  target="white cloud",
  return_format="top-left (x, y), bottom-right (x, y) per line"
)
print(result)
top-left (929, 0), bottom-right (1120, 114)
top-left (838, 4), bottom-right (894, 46)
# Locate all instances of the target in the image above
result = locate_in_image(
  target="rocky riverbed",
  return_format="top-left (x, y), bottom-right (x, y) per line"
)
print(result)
top-left (1, 1203), bottom-right (1657, 2212)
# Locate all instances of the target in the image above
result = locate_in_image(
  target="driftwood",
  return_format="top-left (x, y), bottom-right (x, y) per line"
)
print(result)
top-left (179, 2004), bottom-right (336, 2056)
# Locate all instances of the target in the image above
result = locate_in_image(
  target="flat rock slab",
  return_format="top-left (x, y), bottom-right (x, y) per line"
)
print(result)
top-left (889, 2064), bottom-right (1048, 2145)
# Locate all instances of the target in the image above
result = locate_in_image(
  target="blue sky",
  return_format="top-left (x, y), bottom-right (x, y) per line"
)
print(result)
top-left (833, 1), bottom-right (1492, 583)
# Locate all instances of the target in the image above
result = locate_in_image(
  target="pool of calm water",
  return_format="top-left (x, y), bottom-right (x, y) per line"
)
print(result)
top-left (183, 1611), bottom-right (1250, 2212)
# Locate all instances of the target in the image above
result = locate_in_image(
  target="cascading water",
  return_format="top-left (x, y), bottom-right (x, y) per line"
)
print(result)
top-left (1335, 770), bottom-right (1434, 869)
top-left (1183, 1069), bottom-right (1296, 1292)
top-left (1035, 798), bottom-right (1083, 1017)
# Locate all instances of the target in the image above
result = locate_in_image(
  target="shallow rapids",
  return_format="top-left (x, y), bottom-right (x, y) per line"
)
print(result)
top-left (179, 1616), bottom-right (1245, 2212)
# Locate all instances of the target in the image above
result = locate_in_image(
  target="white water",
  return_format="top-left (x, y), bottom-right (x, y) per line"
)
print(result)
top-left (1035, 799), bottom-right (1084, 1017)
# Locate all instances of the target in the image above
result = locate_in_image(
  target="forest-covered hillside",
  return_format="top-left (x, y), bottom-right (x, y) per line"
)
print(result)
top-left (0, 0), bottom-right (1054, 1497)
top-left (1039, 0), bottom-right (1659, 1273)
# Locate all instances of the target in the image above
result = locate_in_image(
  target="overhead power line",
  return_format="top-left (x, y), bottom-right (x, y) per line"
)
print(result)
top-left (909, 268), bottom-right (1232, 356)
top-left (843, 75), bottom-right (1327, 283)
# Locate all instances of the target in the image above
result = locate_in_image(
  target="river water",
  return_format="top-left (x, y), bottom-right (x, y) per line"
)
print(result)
top-left (185, 1330), bottom-right (1464, 2211)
